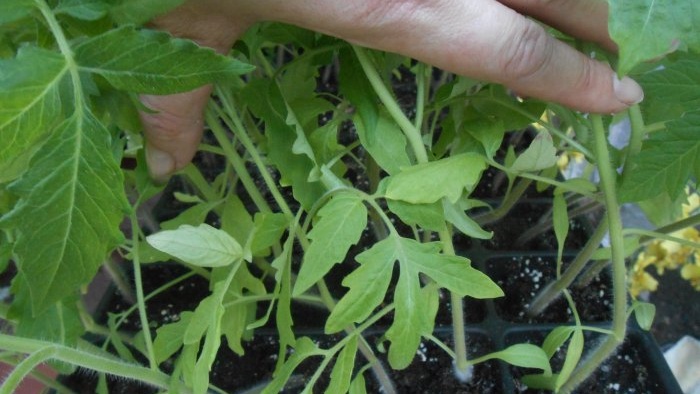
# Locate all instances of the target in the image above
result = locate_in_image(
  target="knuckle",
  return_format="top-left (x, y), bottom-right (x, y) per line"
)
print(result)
top-left (498, 22), bottom-right (553, 82)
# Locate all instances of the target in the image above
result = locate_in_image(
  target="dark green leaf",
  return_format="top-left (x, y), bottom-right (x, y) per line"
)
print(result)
top-left (74, 26), bottom-right (253, 94)
top-left (0, 0), bottom-right (33, 25)
top-left (294, 193), bottom-right (367, 296)
top-left (619, 112), bottom-right (700, 202)
top-left (639, 56), bottom-right (700, 122)
top-left (387, 199), bottom-right (445, 232)
top-left (55, 0), bottom-right (108, 20)
top-left (609, 0), bottom-right (700, 75)
top-left (109, 0), bottom-right (185, 26)
top-left (0, 109), bottom-right (128, 314)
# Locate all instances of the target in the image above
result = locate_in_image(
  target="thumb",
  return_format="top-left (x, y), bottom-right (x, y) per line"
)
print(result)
top-left (140, 85), bottom-right (213, 183)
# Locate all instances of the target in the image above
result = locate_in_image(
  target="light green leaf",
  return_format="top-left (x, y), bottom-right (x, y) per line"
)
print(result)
top-left (0, 0), bottom-right (33, 25)
top-left (293, 193), bottom-right (367, 296)
top-left (511, 132), bottom-right (558, 172)
top-left (0, 109), bottom-right (127, 314)
top-left (109, 0), bottom-right (185, 26)
top-left (542, 326), bottom-right (576, 358)
top-left (349, 372), bottom-right (367, 394)
top-left (262, 337), bottom-right (323, 394)
top-left (183, 296), bottom-right (218, 345)
top-left (159, 200), bottom-right (223, 230)
top-left (55, 0), bottom-right (108, 20)
top-left (326, 336), bottom-right (358, 394)
top-left (386, 265), bottom-right (423, 369)
top-left (486, 344), bottom-right (552, 376)
top-left (619, 112), bottom-right (700, 202)
top-left (387, 199), bottom-right (445, 232)
top-left (633, 301), bottom-right (656, 331)
top-left (609, 0), bottom-right (700, 75)
top-left (553, 193), bottom-right (569, 260)
top-left (555, 329), bottom-right (584, 389)
top-left (0, 46), bottom-right (66, 183)
top-left (326, 238), bottom-right (396, 333)
top-left (354, 112), bottom-right (411, 175)
top-left (386, 153), bottom-right (486, 204)
top-left (463, 118), bottom-right (505, 159)
top-left (250, 212), bottom-right (288, 256)
top-left (147, 224), bottom-right (242, 268)
top-left (443, 199), bottom-right (492, 240)
top-left (153, 312), bottom-right (193, 364)
top-left (74, 26), bottom-right (254, 94)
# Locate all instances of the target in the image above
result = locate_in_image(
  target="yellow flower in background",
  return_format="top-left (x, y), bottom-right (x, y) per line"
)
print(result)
top-left (629, 190), bottom-right (700, 298)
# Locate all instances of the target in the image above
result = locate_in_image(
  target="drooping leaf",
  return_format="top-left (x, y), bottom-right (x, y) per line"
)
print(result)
top-left (74, 26), bottom-right (254, 94)
top-left (354, 112), bottom-right (411, 175)
top-left (555, 329), bottom-right (584, 390)
top-left (511, 132), bottom-right (558, 173)
top-left (0, 109), bottom-right (128, 314)
top-left (541, 326), bottom-right (576, 358)
top-left (443, 199), bottom-right (492, 240)
top-left (385, 153), bottom-right (486, 204)
top-left (619, 111), bottom-right (700, 202)
top-left (146, 224), bottom-right (243, 267)
top-left (293, 193), bottom-right (367, 296)
top-left (109, 0), bottom-right (185, 26)
top-left (609, 0), bottom-right (700, 75)
top-left (484, 344), bottom-right (552, 376)
top-left (0, 46), bottom-right (66, 183)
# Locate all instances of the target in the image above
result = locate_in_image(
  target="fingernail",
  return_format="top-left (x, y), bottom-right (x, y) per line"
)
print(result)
top-left (613, 75), bottom-right (644, 105)
top-left (146, 147), bottom-right (175, 185)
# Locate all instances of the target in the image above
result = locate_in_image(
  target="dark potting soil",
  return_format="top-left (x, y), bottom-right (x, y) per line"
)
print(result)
top-left (486, 255), bottom-right (613, 324)
top-left (508, 330), bottom-right (669, 394)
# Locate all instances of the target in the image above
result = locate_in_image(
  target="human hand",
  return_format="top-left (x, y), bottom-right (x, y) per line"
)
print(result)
top-left (141, 0), bottom-right (644, 182)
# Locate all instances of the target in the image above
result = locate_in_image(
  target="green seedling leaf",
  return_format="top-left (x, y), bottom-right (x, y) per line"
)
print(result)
top-left (294, 193), bottom-right (367, 296)
top-left (262, 337), bottom-right (323, 394)
top-left (511, 132), bottom-right (558, 173)
top-left (609, 0), bottom-right (700, 75)
top-left (555, 329), bottom-right (584, 390)
top-left (220, 195), bottom-right (254, 248)
top-left (463, 118), bottom-right (506, 159)
top-left (553, 193), bottom-right (569, 261)
top-left (349, 372), bottom-right (367, 394)
top-left (146, 223), bottom-right (243, 267)
top-left (0, 109), bottom-right (127, 314)
top-left (387, 199), bottom-right (445, 232)
top-left (483, 344), bottom-right (552, 376)
top-left (250, 212), bottom-right (288, 256)
top-left (153, 311), bottom-right (193, 364)
top-left (386, 153), bottom-right (486, 204)
top-left (619, 111), bottom-right (700, 202)
top-left (0, 46), bottom-right (66, 183)
top-left (443, 199), bottom-right (492, 240)
top-left (109, 0), bottom-right (184, 25)
top-left (542, 326), bottom-right (576, 358)
top-left (74, 26), bottom-right (253, 94)
top-left (633, 301), bottom-right (657, 331)
top-left (354, 112), bottom-right (411, 175)
top-left (386, 265), bottom-right (424, 369)
top-left (326, 336), bottom-right (358, 394)
top-left (184, 296), bottom-right (219, 345)
top-left (325, 239), bottom-right (396, 333)
top-left (159, 200), bottom-right (222, 230)
top-left (54, 0), bottom-right (108, 20)
top-left (0, 0), bottom-right (33, 25)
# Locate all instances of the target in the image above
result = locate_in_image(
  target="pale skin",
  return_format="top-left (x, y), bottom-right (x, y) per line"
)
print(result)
top-left (141, 0), bottom-right (644, 182)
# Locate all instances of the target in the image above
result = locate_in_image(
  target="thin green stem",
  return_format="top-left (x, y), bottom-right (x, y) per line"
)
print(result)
top-left (353, 46), bottom-right (428, 163)
top-left (474, 178), bottom-right (532, 226)
top-left (560, 114), bottom-right (627, 393)
top-left (182, 164), bottom-right (220, 202)
top-left (529, 220), bottom-right (609, 316)
top-left (0, 347), bottom-right (58, 394)
top-left (624, 228), bottom-right (700, 250)
top-left (414, 63), bottom-right (428, 131)
top-left (638, 212), bottom-right (700, 243)
top-left (488, 159), bottom-right (596, 197)
top-left (129, 214), bottom-right (157, 370)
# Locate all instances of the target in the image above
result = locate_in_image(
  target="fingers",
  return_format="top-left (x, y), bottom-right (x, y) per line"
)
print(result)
top-left (255, 0), bottom-right (642, 113)
top-left (140, 3), bottom-right (252, 182)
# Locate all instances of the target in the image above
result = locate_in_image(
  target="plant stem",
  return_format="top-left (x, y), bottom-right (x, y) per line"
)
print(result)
top-left (528, 220), bottom-right (609, 316)
top-left (474, 178), bottom-right (532, 226)
top-left (638, 212), bottom-right (700, 243)
top-left (559, 114), bottom-right (627, 393)
top-left (353, 46), bottom-right (428, 163)
top-left (129, 215), bottom-right (157, 370)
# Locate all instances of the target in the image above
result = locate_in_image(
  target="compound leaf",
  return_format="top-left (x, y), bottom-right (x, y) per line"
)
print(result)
top-left (0, 109), bottom-right (128, 314)
top-left (74, 26), bottom-right (254, 94)
top-left (294, 193), bottom-right (367, 296)
top-left (0, 46), bottom-right (66, 183)
top-left (609, 0), bottom-right (700, 75)
top-left (619, 111), bottom-right (700, 202)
